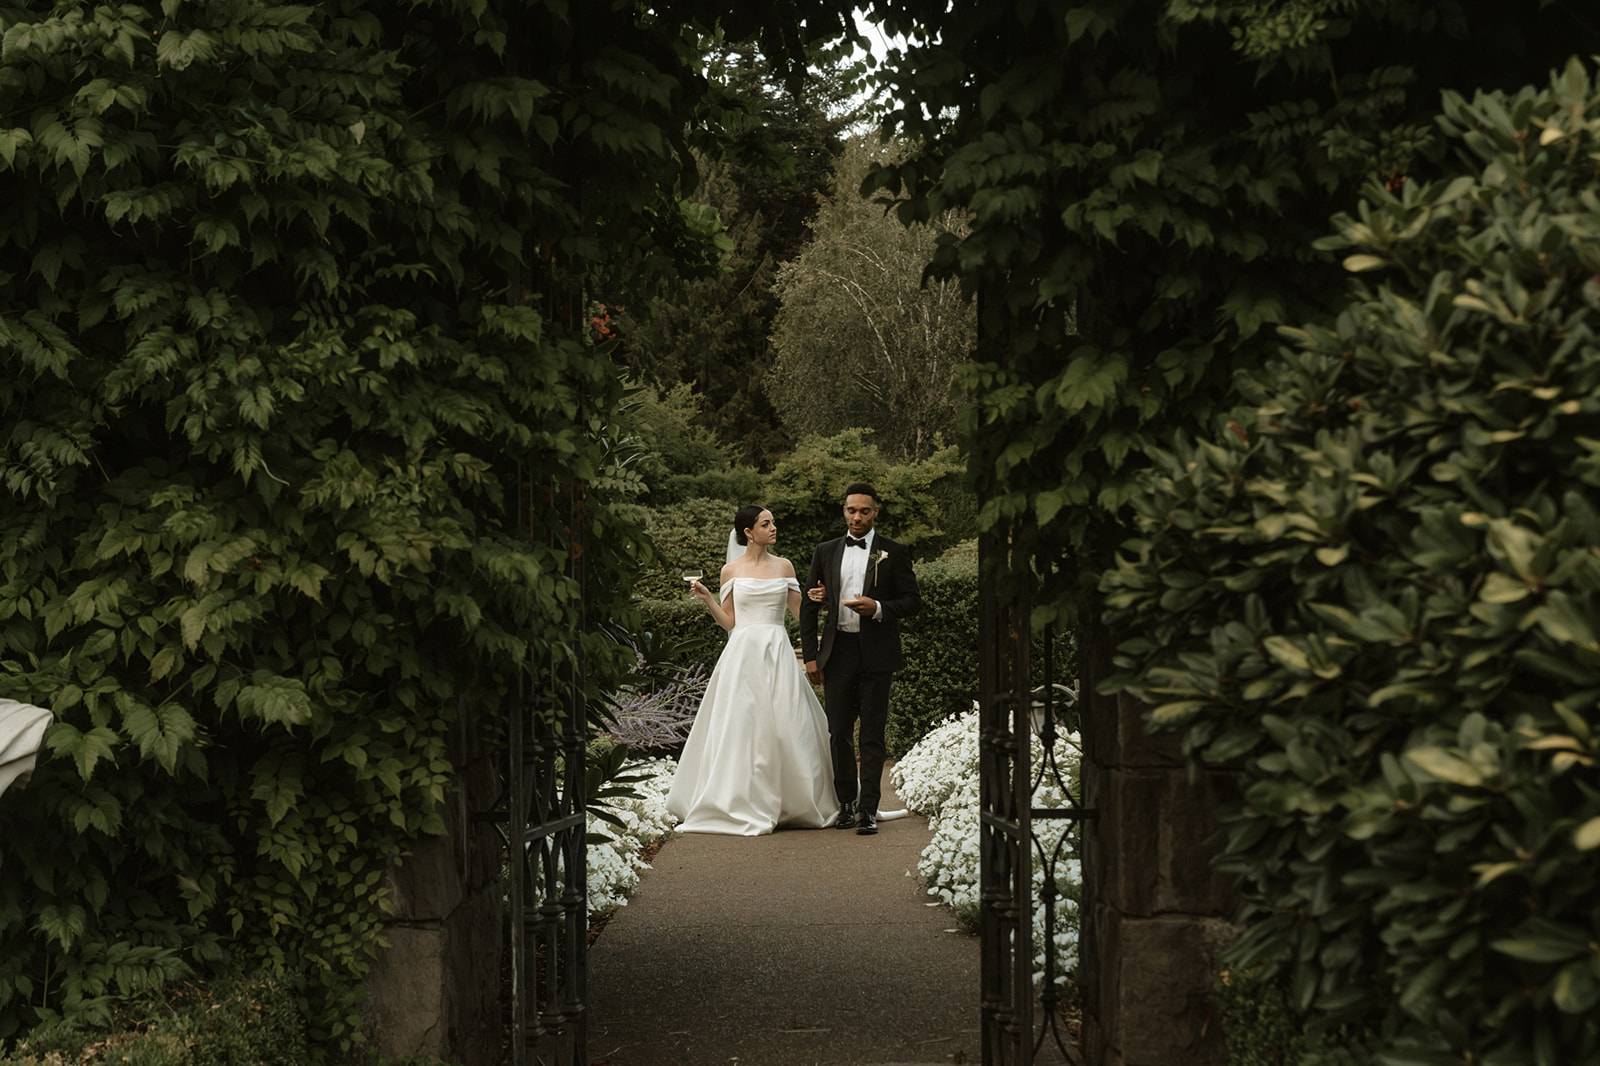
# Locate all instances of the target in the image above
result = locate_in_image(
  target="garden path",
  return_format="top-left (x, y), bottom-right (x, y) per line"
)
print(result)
top-left (589, 765), bottom-right (978, 1065)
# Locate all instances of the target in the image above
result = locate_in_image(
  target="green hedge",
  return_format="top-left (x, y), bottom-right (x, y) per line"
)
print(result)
top-left (635, 429), bottom-right (970, 603)
top-left (761, 428), bottom-right (967, 562)
top-left (636, 595), bottom-right (728, 678)
top-left (643, 541), bottom-right (1076, 758)
top-left (889, 541), bottom-right (1076, 756)
top-left (1103, 60), bottom-right (1600, 1062)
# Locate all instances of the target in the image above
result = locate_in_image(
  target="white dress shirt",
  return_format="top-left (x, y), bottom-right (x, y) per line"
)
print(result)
top-left (836, 528), bottom-right (884, 632)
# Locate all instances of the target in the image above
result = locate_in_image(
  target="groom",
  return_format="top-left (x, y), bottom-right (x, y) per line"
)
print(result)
top-left (801, 483), bottom-right (921, 835)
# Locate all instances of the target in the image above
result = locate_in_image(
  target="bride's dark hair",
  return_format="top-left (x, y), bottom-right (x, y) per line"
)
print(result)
top-left (733, 504), bottom-right (769, 545)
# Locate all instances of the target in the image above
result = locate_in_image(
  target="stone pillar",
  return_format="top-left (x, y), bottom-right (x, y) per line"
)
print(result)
top-left (1080, 636), bottom-right (1233, 1066)
top-left (365, 752), bottom-right (502, 1066)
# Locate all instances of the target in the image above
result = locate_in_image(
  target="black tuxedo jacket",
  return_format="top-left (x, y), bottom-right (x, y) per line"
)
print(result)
top-left (800, 532), bottom-right (921, 672)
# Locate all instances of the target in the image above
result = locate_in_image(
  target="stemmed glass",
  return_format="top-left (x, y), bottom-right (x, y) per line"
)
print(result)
top-left (681, 569), bottom-right (704, 593)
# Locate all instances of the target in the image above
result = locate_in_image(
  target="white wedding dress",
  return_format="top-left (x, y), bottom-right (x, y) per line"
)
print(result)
top-left (666, 577), bottom-right (841, 835)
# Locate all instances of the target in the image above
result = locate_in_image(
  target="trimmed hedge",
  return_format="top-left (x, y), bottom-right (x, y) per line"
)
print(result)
top-left (1103, 60), bottom-right (1600, 1062)
top-left (636, 595), bottom-right (728, 678)
top-left (641, 539), bottom-right (1074, 760)
top-left (634, 429), bottom-right (970, 603)
top-left (890, 541), bottom-right (1077, 756)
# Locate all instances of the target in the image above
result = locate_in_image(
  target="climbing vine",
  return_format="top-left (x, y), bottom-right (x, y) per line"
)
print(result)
top-left (868, 0), bottom-right (1588, 619)
top-left (0, 0), bottom-right (861, 1051)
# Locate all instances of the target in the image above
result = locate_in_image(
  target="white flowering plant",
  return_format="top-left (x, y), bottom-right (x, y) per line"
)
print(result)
top-left (893, 701), bottom-right (1083, 988)
top-left (585, 756), bottom-right (679, 917)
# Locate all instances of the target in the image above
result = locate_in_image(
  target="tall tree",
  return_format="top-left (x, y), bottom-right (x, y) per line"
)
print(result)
top-left (615, 39), bottom-right (866, 465)
top-left (767, 136), bottom-right (973, 460)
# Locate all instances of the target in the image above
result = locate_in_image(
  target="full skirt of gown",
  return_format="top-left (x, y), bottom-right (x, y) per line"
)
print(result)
top-left (666, 577), bottom-right (840, 835)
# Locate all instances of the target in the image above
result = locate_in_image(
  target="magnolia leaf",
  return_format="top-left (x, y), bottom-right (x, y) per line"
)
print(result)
top-left (1536, 591), bottom-right (1598, 649)
top-left (1150, 700), bottom-right (1207, 724)
top-left (1479, 571), bottom-right (1529, 604)
top-left (1404, 747), bottom-right (1484, 787)
top-left (1342, 254), bottom-right (1387, 272)
top-left (1473, 861), bottom-right (1519, 886)
top-left (1262, 635), bottom-right (1311, 672)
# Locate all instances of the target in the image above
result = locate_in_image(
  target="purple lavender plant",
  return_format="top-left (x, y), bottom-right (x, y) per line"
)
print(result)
top-left (603, 661), bottom-right (707, 752)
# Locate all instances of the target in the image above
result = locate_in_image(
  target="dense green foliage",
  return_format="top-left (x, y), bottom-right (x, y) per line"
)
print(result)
top-left (633, 427), bottom-right (967, 599)
top-left (1, 974), bottom-right (308, 1066)
top-left (1215, 969), bottom-right (1357, 1066)
top-left (767, 137), bottom-right (973, 460)
top-left (617, 43), bottom-right (862, 466)
top-left (870, 0), bottom-right (1591, 623)
top-left (889, 541), bottom-right (1078, 755)
top-left (1103, 60), bottom-right (1600, 1063)
top-left (622, 382), bottom-right (762, 507)
top-left (886, 542), bottom-right (980, 755)
top-left (0, 0), bottom-right (868, 1051)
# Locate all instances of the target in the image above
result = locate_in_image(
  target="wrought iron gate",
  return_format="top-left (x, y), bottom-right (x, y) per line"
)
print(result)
top-left (979, 530), bottom-right (1093, 1064)
top-left (482, 472), bottom-right (590, 1066)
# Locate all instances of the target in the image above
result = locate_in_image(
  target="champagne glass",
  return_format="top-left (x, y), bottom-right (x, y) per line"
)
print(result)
top-left (681, 569), bottom-right (704, 592)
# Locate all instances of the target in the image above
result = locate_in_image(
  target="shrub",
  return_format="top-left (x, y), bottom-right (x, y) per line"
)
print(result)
top-left (1215, 969), bottom-right (1364, 1066)
top-left (622, 383), bottom-right (763, 506)
top-left (1, 975), bottom-right (308, 1066)
top-left (762, 429), bottom-right (965, 562)
top-left (636, 596), bottom-right (727, 678)
top-left (638, 498), bottom-right (743, 601)
top-left (890, 541), bottom-right (1077, 756)
top-left (1102, 59), bottom-right (1600, 1062)
top-left (602, 662), bottom-right (706, 754)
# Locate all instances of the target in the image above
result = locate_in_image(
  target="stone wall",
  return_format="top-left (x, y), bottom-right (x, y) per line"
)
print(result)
top-left (365, 752), bottom-right (502, 1066)
top-left (1080, 636), bottom-right (1234, 1066)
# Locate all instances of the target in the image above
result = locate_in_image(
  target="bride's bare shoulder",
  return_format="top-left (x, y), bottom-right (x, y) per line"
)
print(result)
top-left (720, 560), bottom-right (740, 581)
top-left (776, 557), bottom-right (796, 577)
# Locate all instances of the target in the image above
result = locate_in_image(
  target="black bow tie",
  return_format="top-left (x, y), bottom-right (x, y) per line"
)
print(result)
top-left (845, 536), bottom-right (868, 549)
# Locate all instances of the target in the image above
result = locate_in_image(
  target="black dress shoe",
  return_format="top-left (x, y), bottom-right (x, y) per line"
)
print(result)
top-left (834, 802), bottom-right (857, 829)
top-left (856, 810), bottom-right (878, 835)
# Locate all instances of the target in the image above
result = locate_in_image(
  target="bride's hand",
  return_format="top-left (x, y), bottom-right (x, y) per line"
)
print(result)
top-left (688, 579), bottom-right (711, 602)
top-left (806, 582), bottom-right (827, 603)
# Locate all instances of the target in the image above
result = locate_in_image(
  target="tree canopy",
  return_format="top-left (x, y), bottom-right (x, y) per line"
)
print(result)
top-left (767, 137), bottom-right (973, 460)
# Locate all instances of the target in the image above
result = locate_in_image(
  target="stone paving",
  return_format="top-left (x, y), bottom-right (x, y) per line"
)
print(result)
top-left (589, 767), bottom-right (978, 1066)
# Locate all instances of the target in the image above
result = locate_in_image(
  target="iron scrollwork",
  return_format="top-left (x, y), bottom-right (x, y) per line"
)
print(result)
top-left (979, 531), bottom-right (1094, 1065)
top-left (481, 471), bottom-right (590, 1066)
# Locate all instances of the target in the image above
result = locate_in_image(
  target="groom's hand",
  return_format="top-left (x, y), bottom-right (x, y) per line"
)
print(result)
top-left (843, 595), bottom-right (877, 618)
top-left (804, 660), bottom-right (824, 686)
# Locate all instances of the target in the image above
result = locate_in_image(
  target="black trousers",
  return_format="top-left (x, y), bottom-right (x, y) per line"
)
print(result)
top-left (822, 632), bottom-right (891, 812)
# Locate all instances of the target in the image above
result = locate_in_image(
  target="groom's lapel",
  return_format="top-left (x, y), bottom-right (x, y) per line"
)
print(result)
top-left (830, 536), bottom-right (848, 609)
top-left (862, 533), bottom-right (884, 597)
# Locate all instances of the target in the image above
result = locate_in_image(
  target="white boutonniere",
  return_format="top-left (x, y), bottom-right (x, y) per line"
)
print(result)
top-left (871, 548), bottom-right (889, 582)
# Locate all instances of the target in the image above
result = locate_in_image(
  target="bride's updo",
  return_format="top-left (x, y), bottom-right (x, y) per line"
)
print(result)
top-left (733, 504), bottom-right (768, 545)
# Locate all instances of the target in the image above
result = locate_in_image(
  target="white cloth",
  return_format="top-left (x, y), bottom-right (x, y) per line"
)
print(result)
top-left (666, 577), bottom-right (840, 835)
top-left (837, 528), bottom-right (879, 632)
top-left (0, 699), bottom-right (52, 798)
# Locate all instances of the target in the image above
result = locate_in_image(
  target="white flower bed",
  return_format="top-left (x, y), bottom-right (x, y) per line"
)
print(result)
top-left (893, 705), bottom-right (1083, 987)
top-left (586, 756), bottom-right (679, 917)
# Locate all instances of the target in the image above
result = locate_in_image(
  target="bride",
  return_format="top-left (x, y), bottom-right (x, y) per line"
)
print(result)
top-left (665, 505), bottom-right (840, 835)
